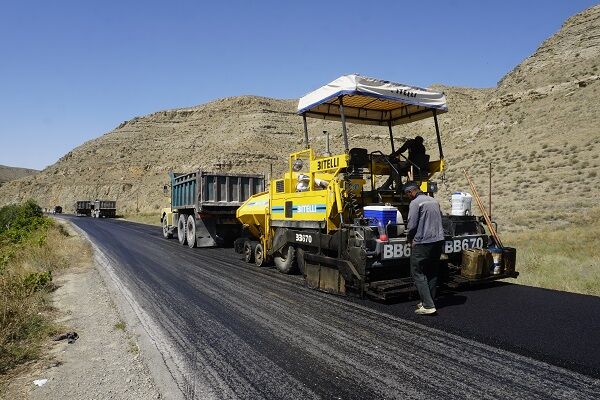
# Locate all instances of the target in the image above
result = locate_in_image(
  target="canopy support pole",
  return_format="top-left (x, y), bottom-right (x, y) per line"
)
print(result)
top-left (388, 121), bottom-right (395, 154)
top-left (433, 109), bottom-right (444, 159)
top-left (338, 96), bottom-right (349, 152)
top-left (302, 113), bottom-right (309, 149)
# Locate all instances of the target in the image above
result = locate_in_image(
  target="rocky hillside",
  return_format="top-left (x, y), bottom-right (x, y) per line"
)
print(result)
top-left (0, 165), bottom-right (38, 185)
top-left (1, 5), bottom-right (599, 231)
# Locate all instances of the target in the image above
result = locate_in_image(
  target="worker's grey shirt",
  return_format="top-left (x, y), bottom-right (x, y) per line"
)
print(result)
top-left (407, 192), bottom-right (445, 244)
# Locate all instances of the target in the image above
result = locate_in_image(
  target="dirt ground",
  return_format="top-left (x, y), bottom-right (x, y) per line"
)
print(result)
top-left (1, 222), bottom-right (162, 400)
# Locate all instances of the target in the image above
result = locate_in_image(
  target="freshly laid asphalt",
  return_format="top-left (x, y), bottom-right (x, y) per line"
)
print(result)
top-left (62, 216), bottom-right (600, 399)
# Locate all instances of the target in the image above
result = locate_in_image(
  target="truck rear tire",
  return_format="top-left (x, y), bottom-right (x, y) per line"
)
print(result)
top-left (162, 215), bottom-right (173, 239)
top-left (254, 243), bottom-right (265, 267)
top-left (243, 241), bottom-right (255, 263)
top-left (186, 215), bottom-right (197, 248)
top-left (177, 215), bottom-right (187, 245)
top-left (274, 244), bottom-right (297, 274)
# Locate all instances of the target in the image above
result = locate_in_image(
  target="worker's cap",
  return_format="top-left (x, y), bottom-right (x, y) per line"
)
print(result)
top-left (403, 181), bottom-right (420, 193)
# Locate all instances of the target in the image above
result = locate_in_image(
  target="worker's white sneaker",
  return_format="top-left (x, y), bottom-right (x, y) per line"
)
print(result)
top-left (415, 306), bottom-right (437, 315)
top-left (415, 302), bottom-right (423, 309)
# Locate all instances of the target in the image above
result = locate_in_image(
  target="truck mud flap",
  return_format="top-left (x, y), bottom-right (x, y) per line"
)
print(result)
top-left (194, 217), bottom-right (218, 247)
top-left (192, 215), bottom-right (242, 248)
top-left (303, 253), bottom-right (362, 296)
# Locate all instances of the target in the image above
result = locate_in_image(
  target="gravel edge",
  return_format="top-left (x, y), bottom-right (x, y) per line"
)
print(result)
top-left (68, 221), bottom-right (186, 400)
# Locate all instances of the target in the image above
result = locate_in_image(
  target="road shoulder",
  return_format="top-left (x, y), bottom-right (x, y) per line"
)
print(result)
top-left (3, 220), bottom-right (166, 399)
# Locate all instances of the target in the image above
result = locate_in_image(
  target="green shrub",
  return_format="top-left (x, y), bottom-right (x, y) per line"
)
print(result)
top-left (22, 271), bottom-right (53, 293)
top-left (0, 200), bottom-right (51, 244)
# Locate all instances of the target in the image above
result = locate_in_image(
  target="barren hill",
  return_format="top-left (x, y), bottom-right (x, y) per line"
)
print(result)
top-left (1, 5), bottom-right (599, 231)
top-left (0, 165), bottom-right (38, 185)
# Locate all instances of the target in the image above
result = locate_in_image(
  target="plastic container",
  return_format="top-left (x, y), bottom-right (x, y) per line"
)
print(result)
top-left (461, 248), bottom-right (484, 278)
top-left (451, 192), bottom-right (473, 216)
top-left (502, 247), bottom-right (516, 273)
top-left (395, 211), bottom-right (405, 235)
top-left (488, 246), bottom-right (503, 274)
top-left (364, 205), bottom-right (397, 226)
top-left (461, 248), bottom-right (492, 278)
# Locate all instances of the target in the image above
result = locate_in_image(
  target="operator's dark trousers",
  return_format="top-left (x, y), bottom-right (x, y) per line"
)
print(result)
top-left (379, 161), bottom-right (410, 191)
top-left (410, 241), bottom-right (444, 309)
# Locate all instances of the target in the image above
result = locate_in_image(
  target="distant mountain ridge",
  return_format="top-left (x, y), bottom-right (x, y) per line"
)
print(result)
top-left (1, 5), bottom-right (599, 231)
top-left (0, 165), bottom-right (39, 185)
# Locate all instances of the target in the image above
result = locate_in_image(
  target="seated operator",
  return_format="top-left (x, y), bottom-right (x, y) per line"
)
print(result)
top-left (297, 174), bottom-right (329, 192)
top-left (296, 174), bottom-right (310, 192)
top-left (379, 136), bottom-right (428, 190)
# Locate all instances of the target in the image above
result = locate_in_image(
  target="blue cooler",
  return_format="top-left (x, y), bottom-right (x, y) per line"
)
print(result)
top-left (364, 205), bottom-right (397, 226)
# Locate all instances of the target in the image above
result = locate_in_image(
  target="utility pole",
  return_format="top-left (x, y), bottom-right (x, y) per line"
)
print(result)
top-left (489, 162), bottom-right (492, 219)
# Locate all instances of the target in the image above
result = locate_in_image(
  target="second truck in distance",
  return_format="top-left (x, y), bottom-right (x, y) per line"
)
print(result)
top-left (74, 199), bottom-right (116, 218)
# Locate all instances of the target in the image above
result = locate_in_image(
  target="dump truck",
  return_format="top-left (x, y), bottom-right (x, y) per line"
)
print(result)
top-left (236, 74), bottom-right (518, 300)
top-left (75, 200), bottom-right (92, 216)
top-left (91, 200), bottom-right (116, 218)
top-left (161, 171), bottom-right (265, 247)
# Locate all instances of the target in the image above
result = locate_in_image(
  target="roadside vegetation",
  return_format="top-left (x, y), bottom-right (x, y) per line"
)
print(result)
top-left (503, 207), bottom-right (600, 296)
top-left (0, 200), bottom-right (89, 376)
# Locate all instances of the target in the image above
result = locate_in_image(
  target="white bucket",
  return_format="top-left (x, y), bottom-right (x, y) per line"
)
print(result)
top-left (451, 192), bottom-right (473, 216)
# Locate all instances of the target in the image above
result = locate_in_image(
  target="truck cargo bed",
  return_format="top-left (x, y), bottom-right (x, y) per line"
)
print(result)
top-left (164, 170), bottom-right (265, 248)
top-left (172, 171), bottom-right (264, 211)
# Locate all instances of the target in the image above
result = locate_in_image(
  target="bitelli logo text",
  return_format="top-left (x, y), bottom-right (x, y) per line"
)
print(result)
top-left (317, 157), bottom-right (339, 171)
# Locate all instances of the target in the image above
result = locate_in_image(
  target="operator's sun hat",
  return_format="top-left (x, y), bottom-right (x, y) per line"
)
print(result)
top-left (403, 181), bottom-right (420, 193)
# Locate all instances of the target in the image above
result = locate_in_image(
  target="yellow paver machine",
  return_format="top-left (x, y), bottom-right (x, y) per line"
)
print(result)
top-left (237, 74), bottom-right (517, 299)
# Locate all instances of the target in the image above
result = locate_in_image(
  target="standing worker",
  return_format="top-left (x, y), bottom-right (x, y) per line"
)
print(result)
top-left (404, 181), bottom-right (445, 315)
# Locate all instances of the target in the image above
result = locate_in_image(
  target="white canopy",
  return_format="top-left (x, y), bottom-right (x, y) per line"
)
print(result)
top-left (297, 74), bottom-right (447, 126)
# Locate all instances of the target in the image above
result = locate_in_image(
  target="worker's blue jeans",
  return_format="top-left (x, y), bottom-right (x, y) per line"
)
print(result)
top-left (410, 241), bottom-right (443, 309)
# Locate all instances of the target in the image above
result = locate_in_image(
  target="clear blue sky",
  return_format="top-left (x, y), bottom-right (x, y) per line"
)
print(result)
top-left (0, 0), bottom-right (597, 170)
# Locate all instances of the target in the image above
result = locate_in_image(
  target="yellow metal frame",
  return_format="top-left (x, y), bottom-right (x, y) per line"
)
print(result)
top-left (237, 148), bottom-right (440, 253)
top-left (238, 149), bottom-right (365, 249)
top-left (270, 149), bottom-right (350, 230)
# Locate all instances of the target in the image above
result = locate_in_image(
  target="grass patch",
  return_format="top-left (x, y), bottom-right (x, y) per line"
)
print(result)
top-left (127, 339), bottom-right (139, 355)
top-left (114, 321), bottom-right (126, 331)
top-left (0, 200), bottom-right (90, 375)
top-left (503, 213), bottom-right (600, 296)
top-left (121, 213), bottom-right (161, 227)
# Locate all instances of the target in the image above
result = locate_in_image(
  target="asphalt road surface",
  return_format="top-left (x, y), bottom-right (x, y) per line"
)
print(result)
top-left (62, 216), bottom-right (600, 399)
